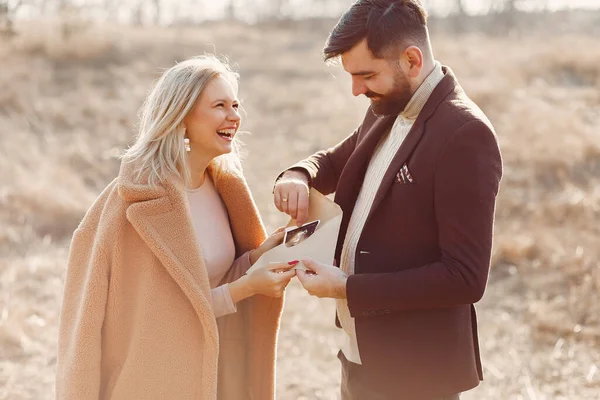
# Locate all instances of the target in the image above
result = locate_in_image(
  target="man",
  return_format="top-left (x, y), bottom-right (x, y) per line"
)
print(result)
top-left (273, 1), bottom-right (503, 399)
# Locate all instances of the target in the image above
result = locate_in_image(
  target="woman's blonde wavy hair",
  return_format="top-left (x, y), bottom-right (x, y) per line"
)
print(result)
top-left (122, 54), bottom-right (243, 188)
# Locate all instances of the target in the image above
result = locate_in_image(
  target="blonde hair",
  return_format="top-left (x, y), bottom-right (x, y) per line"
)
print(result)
top-left (122, 54), bottom-right (243, 188)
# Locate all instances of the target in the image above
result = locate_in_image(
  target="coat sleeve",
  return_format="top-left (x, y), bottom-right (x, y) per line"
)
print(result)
top-left (212, 251), bottom-right (252, 318)
top-left (56, 227), bottom-right (110, 400)
top-left (347, 120), bottom-right (503, 315)
top-left (275, 126), bottom-right (360, 195)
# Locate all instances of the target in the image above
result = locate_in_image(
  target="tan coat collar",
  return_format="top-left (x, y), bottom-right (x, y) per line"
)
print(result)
top-left (115, 159), bottom-right (267, 318)
top-left (116, 161), bottom-right (219, 347)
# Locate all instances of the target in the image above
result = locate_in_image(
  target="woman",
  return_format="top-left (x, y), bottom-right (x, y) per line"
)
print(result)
top-left (55, 55), bottom-right (296, 400)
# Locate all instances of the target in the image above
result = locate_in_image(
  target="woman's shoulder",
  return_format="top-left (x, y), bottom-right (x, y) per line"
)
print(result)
top-left (76, 178), bottom-right (129, 240)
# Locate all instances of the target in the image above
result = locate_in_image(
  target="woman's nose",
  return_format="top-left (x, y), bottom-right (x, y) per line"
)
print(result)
top-left (228, 108), bottom-right (241, 122)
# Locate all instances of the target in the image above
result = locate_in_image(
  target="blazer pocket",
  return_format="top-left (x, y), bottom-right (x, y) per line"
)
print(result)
top-left (394, 163), bottom-right (416, 184)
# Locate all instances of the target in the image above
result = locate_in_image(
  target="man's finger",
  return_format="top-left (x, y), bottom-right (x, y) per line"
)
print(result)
top-left (288, 190), bottom-right (299, 220)
top-left (280, 188), bottom-right (290, 215)
top-left (274, 187), bottom-right (284, 212)
top-left (296, 269), bottom-right (311, 287)
top-left (296, 189), bottom-right (310, 226)
top-left (301, 258), bottom-right (320, 273)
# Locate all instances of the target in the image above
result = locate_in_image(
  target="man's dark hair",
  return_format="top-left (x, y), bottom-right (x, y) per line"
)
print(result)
top-left (324, 0), bottom-right (428, 61)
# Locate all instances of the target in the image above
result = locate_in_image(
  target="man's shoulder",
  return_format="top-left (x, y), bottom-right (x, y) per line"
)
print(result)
top-left (434, 89), bottom-right (494, 134)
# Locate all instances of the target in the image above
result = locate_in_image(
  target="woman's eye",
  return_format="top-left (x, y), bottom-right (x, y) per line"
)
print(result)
top-left (216, 103), bottom-right (224, 108)
top-left (232, 104), bottom-right (240, 109)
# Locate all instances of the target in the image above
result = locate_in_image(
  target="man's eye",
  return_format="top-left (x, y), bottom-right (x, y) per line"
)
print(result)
top-left (232, 104), bottom-right (240, 109)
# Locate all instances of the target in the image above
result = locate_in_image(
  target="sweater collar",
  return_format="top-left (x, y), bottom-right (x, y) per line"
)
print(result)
top-left (400, 61), bottom-right (444, 120)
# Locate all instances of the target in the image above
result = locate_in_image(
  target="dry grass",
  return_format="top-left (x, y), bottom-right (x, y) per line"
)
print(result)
top-left (1, 18), bottom-right (599, 399)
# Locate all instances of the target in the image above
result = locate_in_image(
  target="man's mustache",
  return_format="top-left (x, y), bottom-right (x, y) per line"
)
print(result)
top-left (365, 91), bottom-right (383, 99)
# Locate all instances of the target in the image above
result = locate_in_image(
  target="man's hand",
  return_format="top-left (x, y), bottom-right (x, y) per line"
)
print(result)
top-left (274, 170), bottom-right (310, 226)
top-left (296, 258), bottom-right (347, 299)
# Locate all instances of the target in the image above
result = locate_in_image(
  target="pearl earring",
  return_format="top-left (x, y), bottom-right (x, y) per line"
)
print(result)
top-left (184, 137), bottom-right (191, 152)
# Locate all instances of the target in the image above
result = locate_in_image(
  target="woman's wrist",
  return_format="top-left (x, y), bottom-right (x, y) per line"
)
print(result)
top-left (249, 249), bottom-right (260, 266)
top-left (228, 274), bottom-right (255, 303)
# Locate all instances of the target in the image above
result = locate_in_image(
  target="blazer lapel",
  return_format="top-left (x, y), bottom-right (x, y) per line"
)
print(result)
top-left (333, 113), bottom-right (395, 259)
top-left (335, 113), bottom-right (396, 215)
top-left (365, 121), bottom-right (425, 226)
top-left (364, 67), bottom-right (457, 228)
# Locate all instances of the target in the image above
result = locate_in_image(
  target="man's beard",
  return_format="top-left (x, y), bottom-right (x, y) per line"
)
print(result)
top-left (367, 73), bottom-right (413, 117)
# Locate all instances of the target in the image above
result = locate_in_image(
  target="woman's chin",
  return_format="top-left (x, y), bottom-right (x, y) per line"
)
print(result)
top-left (215, 144), bottom-right (233, 157)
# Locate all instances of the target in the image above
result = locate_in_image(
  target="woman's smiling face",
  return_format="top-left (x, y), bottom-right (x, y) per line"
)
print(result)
top-left (184, 74), bottom-right (241, 159)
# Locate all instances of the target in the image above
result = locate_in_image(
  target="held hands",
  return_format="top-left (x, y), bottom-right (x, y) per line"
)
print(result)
top-left (296, 258), bottom-right (348, 299)
top-left (273, 170), bottom-right (310, 226)
top-left (274, 172), bottom-right (347, 299)
top-left (244, 226), bottom-right (348, 300)
top-left (241, 258), bottom-right (348, 300)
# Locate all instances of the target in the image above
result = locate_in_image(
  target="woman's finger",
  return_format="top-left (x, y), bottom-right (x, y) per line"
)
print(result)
top-left (272, 226), bottom-right (286, 234)
top-left (278, 269), bottom-right (297, 281)
top-left (267, 231), bottom-right (285, 248)
top-left (266, 262), bottom-right (296, 271)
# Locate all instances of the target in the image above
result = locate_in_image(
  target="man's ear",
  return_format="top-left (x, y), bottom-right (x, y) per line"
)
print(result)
top-left (403, 46), bottom-right (424, 78)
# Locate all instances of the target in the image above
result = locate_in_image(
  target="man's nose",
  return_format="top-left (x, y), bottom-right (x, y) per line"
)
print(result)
top-left (351, 77), bottom-right (367, 97)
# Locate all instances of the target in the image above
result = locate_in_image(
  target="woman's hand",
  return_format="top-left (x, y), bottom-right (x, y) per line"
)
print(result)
top-left (245, 261), bottom-right (298, 298)
top-left (229, 261), bottom-right (298, 303)
top-left (249, 227), bottom-right (286, 265)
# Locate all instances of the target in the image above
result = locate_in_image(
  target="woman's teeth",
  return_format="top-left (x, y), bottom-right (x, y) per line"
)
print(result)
top-left (217, 129), bottom-right (235, 138)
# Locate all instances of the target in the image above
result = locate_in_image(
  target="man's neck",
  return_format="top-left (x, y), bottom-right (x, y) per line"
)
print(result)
top-left (410, 59), bottom-right (436, 95)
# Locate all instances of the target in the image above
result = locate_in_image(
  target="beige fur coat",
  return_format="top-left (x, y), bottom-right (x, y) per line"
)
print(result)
top-left (55, 161), bottom-right (283, 399)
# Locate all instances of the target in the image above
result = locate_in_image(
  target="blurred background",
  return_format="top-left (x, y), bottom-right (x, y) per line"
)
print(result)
top-left (1, 0), bottom-right (599, 399)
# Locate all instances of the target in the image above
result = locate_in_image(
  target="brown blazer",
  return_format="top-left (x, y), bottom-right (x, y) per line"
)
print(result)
top-left (288, 67), bottom-right (503, 399)
top-left (56, 161), bottom-right (283, 400)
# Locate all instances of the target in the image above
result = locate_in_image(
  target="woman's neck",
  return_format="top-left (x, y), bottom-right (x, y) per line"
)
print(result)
top-left (186, 150), bottom-right (211, 189)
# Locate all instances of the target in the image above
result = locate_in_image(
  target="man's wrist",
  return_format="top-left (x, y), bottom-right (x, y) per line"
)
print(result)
top-left (282, 169), bottom-right (310, 186)
top-left (334, 275), bottom-right (348, 299)
top-left (273, 168), bottom-right (311, 194)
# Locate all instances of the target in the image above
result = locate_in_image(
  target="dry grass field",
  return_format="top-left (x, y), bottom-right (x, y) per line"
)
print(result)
top-left (1, 17), bottom-right (599, 400)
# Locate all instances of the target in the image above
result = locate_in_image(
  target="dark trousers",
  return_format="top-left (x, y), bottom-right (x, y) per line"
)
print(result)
top-left (338, 351), bottom-right (461, 400)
